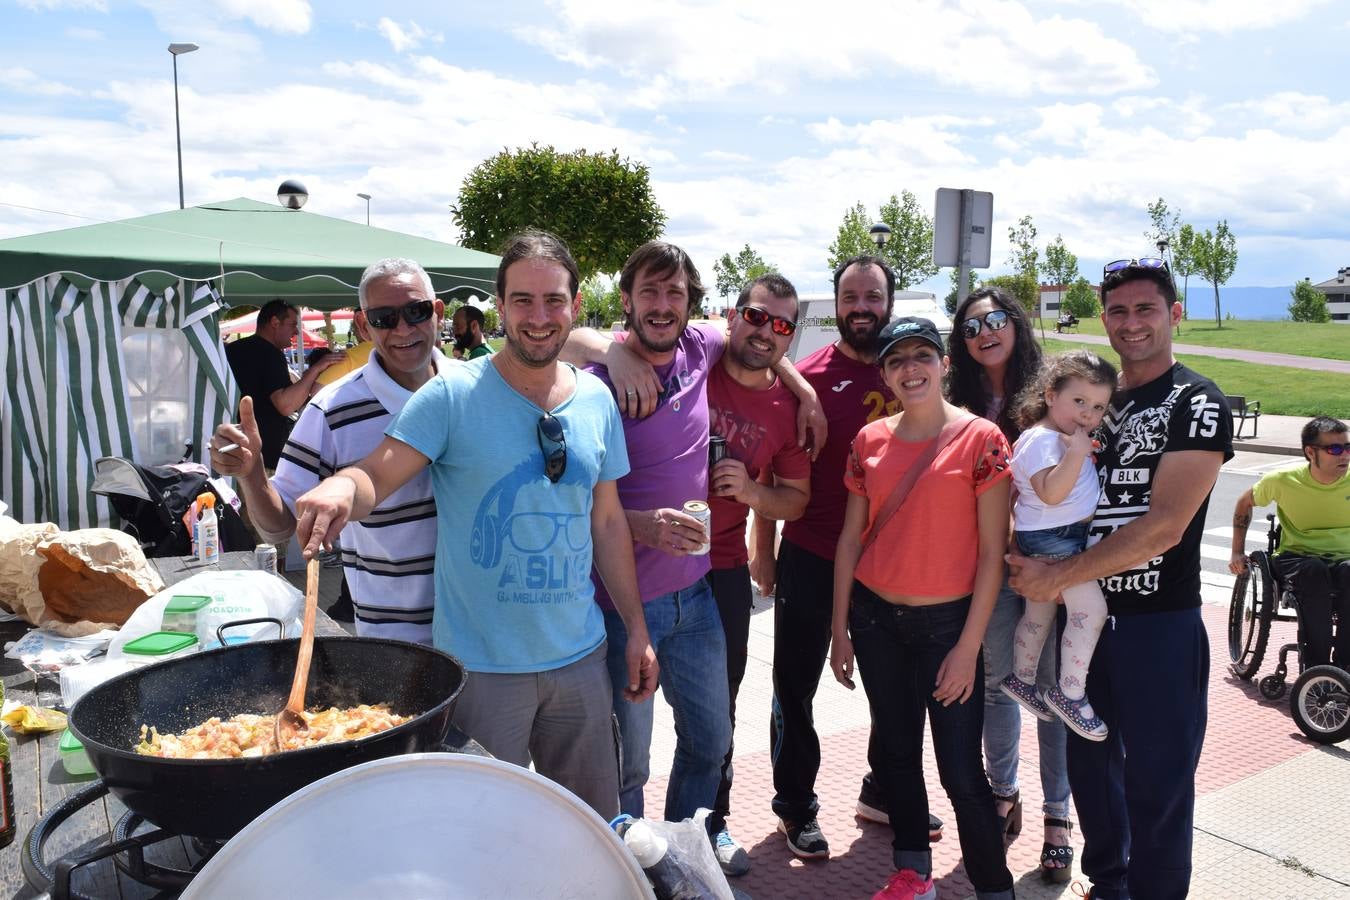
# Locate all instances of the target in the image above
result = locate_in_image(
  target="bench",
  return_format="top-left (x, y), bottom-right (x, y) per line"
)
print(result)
top-left (1228, 395), bottom-right (1262, 439)
top-left (1054, 315), bottom-right (1079, 334)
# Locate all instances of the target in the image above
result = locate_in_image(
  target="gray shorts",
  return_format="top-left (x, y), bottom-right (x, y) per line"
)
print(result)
top-left (450, 642), bottom-right (620, 820)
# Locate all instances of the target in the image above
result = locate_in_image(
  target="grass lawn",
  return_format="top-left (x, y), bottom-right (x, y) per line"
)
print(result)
top-left (1033, 317), bottom-right (1350, 361)
top-left (1039, 338), bottom-right (1350, 418)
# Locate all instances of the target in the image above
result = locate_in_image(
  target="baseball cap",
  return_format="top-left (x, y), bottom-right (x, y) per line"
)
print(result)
top-left (877, 317), bottom-right (944, 361)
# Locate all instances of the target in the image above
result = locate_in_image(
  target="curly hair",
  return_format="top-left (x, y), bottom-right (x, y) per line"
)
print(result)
top-left (944, 287), bottom-right (1042, 441)
top-left (1013, 350), bottom-right (1118, 432)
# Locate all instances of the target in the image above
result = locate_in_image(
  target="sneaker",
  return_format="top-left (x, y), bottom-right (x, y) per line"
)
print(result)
top-left (778, 817), bottom-right (829, 859)
top-left (1000, 673), bottom-right (1055, 722)
top-left (712, 828), bottom-right (751, 877)
top-left (873, 868), bottom-right (937, 900)
top-left (1045, 685), bottom-right (1109, 741)
top-left (855, 800), bottom-right (945, 843)
top-left (856, 774), bottom-right (889, 824)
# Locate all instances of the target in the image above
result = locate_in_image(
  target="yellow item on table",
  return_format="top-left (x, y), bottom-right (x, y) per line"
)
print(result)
top-left (315, 341), bottom-right (374, 386)
top-left (2, 704), bottom-right (68, 734)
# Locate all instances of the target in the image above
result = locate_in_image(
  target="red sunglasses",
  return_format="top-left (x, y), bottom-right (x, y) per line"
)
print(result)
top-left (738, 305), bottom-right (796, 336)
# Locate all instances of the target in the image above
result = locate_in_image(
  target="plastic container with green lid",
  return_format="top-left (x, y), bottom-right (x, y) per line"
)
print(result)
top-left (162, 594), bottom-right (211, 634)
top-left (59, 728), bottom-right (95, 777)
top-left (123, 631), bottom-right (199, 661)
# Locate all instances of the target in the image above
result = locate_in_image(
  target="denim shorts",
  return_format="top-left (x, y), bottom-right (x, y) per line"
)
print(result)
top-left (1015, 521), bottom-right (1089, 560)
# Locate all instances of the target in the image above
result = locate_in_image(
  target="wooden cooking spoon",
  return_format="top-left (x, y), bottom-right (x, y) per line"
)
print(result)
top-left (275, 556), bottom-right (320, 750)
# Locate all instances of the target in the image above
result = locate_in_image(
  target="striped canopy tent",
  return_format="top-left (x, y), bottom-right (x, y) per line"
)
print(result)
top-left (0, 198), bottom-right (499, 530)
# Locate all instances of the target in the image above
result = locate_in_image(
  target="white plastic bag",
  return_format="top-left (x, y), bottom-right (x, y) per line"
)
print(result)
top-left (107, 570), bottom-right (302, 659)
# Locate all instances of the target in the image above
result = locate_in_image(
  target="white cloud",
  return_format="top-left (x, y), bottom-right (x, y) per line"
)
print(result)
top-left (1222, 91), bottom-right (1350, 134)
top-left (0, 67), bottom-right (79, 96)
top-left (701, 150), bottom-right (752, 163)
top-left (517, 0), bottom-right (1155, 98)
top-left (17, 0), bottom-right (106, 11)
top-left (214, 0), bottom-right (312, 34)
top-left (1102, 0), bottom-right (1331, 33)
top-left (376, 17), bottom-right (442, 53)
top-left (1028, 103), bottom-right (1103, 147)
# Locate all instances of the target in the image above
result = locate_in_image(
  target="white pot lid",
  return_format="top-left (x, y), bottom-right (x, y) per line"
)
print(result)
top-left (181, 753), bottom-right (655, 899)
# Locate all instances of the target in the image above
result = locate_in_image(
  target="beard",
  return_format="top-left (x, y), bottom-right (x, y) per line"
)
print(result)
top-left (728, 335), bottom-right (776, 372)
top-left (837, 311), bottom-right (885, 355)
top-left (629, 310), bottom-right (686, 354)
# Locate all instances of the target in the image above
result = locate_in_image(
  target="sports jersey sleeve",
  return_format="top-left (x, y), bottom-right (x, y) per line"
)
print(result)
top-left (387, 376), bottom-right (453, 464)
top-left (772, 434), bottom-right (811, 482)
top-left (1166, 379), bottom-right (1234, 457)
top-left (972, 425), bottom-right (1014, 497)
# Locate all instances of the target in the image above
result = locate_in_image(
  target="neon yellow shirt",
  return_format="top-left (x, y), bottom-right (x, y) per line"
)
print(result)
top-left (1252, 463), bottom-right (1350, 558)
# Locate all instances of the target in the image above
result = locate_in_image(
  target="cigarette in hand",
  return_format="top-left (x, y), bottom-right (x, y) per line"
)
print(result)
top-left (216, 443), bottom-right (240, 454)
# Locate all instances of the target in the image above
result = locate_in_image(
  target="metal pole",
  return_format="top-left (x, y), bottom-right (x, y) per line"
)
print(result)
top-left (957, 189), bottom-right (973, 305)
top-left (173, 55), bottom-right (185, 209)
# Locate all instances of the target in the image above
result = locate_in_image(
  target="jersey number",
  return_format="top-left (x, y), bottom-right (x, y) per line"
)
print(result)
top-left (1188, 395), bottom-right (1219, 439)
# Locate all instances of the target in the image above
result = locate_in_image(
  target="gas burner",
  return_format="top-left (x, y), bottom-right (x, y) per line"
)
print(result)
top-left (22, 780), bottom-right (218, 899)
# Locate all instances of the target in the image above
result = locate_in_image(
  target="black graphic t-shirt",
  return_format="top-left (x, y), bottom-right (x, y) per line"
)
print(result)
top-left (1088, 363), bottom-right (1233, 615)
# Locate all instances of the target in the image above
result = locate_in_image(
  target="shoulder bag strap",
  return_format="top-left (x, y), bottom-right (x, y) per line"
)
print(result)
top-left (862, 414), bottom-right (978, 550)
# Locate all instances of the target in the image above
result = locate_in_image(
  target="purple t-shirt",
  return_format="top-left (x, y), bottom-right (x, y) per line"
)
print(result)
top-left (586, 323), bottom-right (725, 606)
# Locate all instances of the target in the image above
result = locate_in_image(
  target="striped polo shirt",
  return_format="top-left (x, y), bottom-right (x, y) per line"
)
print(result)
top-left (273, 352), bottom-right (455, 644)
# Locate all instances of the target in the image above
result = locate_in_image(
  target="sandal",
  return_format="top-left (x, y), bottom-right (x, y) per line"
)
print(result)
top-left (1042, 817), bottom-right (1074, 883)
top-left (995, 790), bottom-right (1022, 846)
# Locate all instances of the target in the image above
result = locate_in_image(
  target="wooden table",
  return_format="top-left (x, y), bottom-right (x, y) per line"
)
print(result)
top-left (0, 551), bottom-right (347, 898)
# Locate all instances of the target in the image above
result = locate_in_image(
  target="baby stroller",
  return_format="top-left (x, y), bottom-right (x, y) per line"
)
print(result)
top-left (90, 455), bottom-right (253, 558)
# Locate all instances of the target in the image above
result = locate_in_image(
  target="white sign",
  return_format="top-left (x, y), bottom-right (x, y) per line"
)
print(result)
top-left (933, 188), bottom-right (994, 268)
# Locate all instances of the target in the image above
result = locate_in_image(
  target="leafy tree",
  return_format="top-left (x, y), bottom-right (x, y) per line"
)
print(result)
top-left (1005, 215), bottom-right (1040, 326)
top-left (826, 191), bottom-right (939, 289)
top-left (1191, 220), bottom-right (1238, 328)
top-left (1043, 234), bottom-right (1079, 323)
top-left (1288, 278), bottom-right (1330, 323)
top-left (1173, 223), bottom-right (1197, 319)
top-left (1144, 197), bottom-right (1181, 253)
top-left (452, 144), bottom-right (666, 281)
top-left (982, 273), bottom-right (1039, 320)
top-left (579, 273), bottom-right (625, 328)
top-left (713, 244), bottom-right (778, 300)
top-left (1062, 277), bottom-right (1100, 318)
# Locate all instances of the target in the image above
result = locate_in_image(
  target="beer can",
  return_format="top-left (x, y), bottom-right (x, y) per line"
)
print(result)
top-left (708, 434), bottom-right (727, 469)
top-left (683, 500), bottom-right (711, 556)
top-left (254, 543), bottom-right (278, 576)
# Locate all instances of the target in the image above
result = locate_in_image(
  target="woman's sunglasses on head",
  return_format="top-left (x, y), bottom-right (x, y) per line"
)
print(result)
top-left (738, 305), bottom-right (797, 336)
top-left (961, 308), bottom-right (1009, 340)
top-left (363, 299), bottom-right (435, 330)
top-left (1103, 257), bottom-right (1169, 278)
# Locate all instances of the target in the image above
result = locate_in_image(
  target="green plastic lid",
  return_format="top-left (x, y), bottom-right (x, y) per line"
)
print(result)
top-left (59, 728), bottom-right (84, 752)
top-left (164, 594), bottom-right (211, 613)
top-left (123, 631), bottom-right (199, 656)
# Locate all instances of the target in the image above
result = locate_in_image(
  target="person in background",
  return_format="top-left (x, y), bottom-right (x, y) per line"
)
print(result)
top-left (225, 299), bottom-right (346, 470)
top-left (946, 286), bottom-right (1072, 879)
top-left (1230, 415), bottom-right (1350, 670)
top-left (452, 304), bottom-right (494, 359)
top-left (317, 308), bottom-right (376, 386)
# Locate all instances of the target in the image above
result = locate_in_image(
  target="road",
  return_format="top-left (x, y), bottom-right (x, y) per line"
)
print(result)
top-left (1198, 449), bottom-right (1295, 591)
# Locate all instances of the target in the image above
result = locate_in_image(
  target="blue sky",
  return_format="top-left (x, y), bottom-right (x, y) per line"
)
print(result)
top-left (3, 0), bottom-right (1349, 299)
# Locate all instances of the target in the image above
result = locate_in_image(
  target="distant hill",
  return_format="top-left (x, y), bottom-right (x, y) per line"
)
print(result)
top-left (1176, 285), bottom-right (1291, 321)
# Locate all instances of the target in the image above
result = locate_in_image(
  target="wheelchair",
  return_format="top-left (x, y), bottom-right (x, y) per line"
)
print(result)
top-left (1228, 513), bottom-right (1350, 743)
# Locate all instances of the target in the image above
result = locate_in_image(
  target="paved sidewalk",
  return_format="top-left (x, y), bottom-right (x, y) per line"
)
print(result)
top-left (641, 572), bottom-right (1350, 899)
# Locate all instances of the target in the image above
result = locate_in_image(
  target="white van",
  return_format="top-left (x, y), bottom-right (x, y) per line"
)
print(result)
top-left (787, 291), bottom-right (953, 363)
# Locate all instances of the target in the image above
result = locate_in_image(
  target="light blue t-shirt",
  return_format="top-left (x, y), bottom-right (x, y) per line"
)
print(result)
top-left (388, 357), bottom-right (630, 673)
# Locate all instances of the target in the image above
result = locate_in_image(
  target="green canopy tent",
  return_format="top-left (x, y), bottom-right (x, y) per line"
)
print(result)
top-left (0, 198), bottom-right (500, 530)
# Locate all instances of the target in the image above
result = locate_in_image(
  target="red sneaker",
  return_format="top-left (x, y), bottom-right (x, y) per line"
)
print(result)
top-left (872, 868), bottom-right (937, 900)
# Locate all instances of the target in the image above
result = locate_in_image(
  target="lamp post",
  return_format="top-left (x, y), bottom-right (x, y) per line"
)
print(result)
top-left (167, 42), bottom-right (198, 209)
top-left (869, 222), bottom-right (891, 253)
top-left (357, 192), bottom-right (371, 225)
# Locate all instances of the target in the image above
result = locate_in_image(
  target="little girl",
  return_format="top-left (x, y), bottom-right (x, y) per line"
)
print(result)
top-left (1000, 350), bottom-right (1116, 741)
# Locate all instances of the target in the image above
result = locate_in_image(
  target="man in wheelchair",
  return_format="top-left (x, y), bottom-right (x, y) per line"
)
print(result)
top-left (1229, 415), bottom-right (1350, 670)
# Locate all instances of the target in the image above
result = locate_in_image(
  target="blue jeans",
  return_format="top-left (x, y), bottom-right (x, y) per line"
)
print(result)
top-left (982, 580), bottom-right (1071, 819)
top-left (603, 576), bottom-right (731, 822)
top-left (1016, 520), bottom-right (1089, 559)
top-left (1068, 607), bottom-right (1208, 900)
top-left (850, 585), bottom-right (1013, 899)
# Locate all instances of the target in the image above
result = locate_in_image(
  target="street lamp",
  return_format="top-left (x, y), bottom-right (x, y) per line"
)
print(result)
top-left (869, 222), bottom-right (891, 252)
top-left (277, 179), bottom-right (308, 210)
top-left (357, 192), bottom-right (371, 225)
top-left (167, 42), bottom-right (198, 209)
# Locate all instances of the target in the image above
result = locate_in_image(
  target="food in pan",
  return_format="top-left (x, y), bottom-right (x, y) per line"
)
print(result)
top-left (135, 704), bottom-right (410, 759)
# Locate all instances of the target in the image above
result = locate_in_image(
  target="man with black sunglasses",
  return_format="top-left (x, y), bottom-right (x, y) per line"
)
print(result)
top-left (1009, 257), bottom-right (1232, 900)
top-left (292, 233), bottom-right (658, 821)
top-left (704, 273), bottom-right (812, 873)
top-left (210, 258), bottom-right (448, 644)
top-left (1230, 415), bottom-right (1350, 670)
